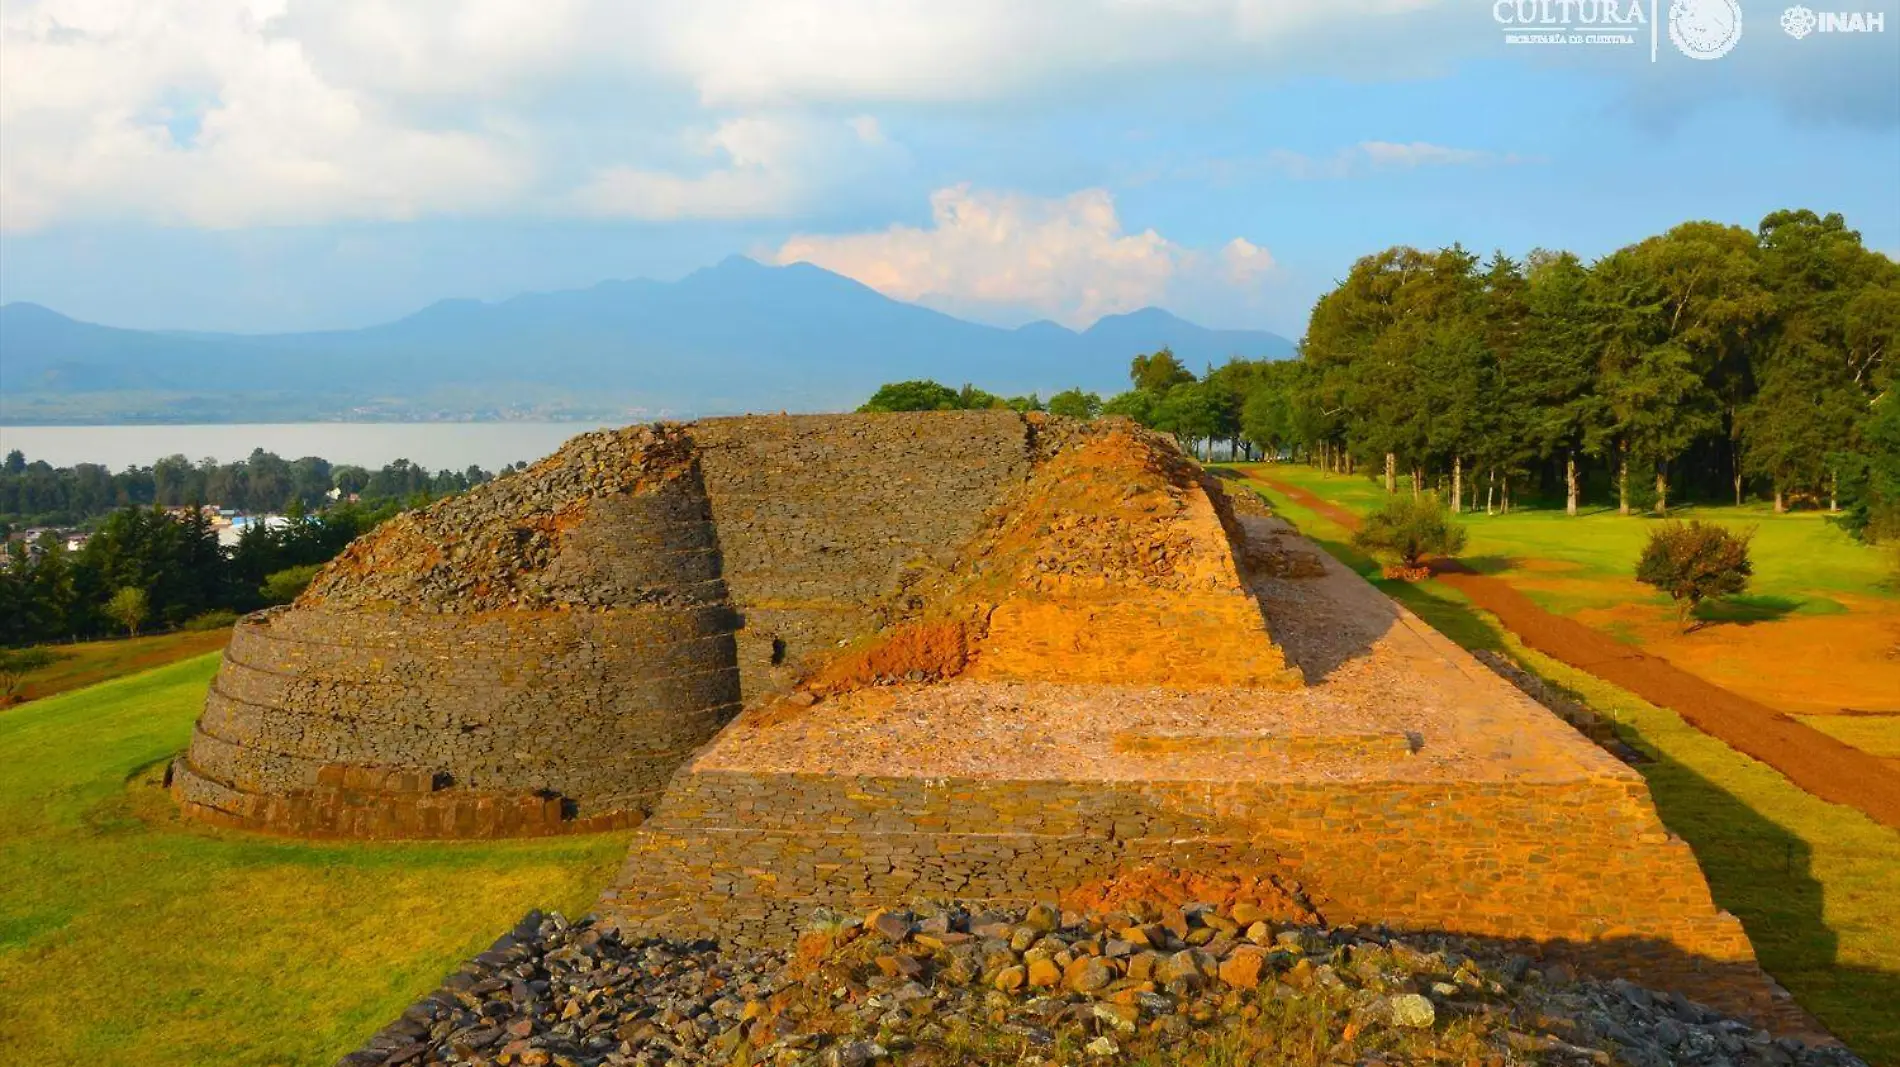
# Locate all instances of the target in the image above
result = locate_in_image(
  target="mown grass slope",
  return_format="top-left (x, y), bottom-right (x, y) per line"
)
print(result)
top-left (0, 654), bottom-right (625, 1067)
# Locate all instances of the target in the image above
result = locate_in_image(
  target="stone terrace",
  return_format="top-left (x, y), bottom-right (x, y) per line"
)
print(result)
top-left (602, 513), bottom-right (1765, 1018)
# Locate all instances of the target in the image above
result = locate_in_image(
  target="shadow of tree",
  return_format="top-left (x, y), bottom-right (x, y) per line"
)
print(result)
top-left (1454, 554), bottom-right (1520, 577)
top-left (1694, 594), bottom-right (1805, 626)
top-left (1354, 577), bottom-right (1898, 1061)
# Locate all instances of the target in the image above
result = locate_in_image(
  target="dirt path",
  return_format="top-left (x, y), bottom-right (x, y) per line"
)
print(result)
top-left (1248, 471), bottom-right (1900, 831)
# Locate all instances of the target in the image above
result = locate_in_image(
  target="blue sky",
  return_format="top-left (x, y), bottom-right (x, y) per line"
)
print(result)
top-left (1, 0), bottom-right (1895, 339)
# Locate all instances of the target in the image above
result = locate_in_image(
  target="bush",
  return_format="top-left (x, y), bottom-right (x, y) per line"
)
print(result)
top-left (1635, 520), bottom-right (1753, 631)
top-left (183, 609), bottom-right (241, 632)
top-left (858, 380), bottom-right (963, 413)
top-left (105, 586), bottom-right (150, 637)
top-left (1351, 495), bottom-right (1468, 570)
top-left (0, 647), bottom-right (60, 702)
top-left (260, 564), bottom-right (323, 605)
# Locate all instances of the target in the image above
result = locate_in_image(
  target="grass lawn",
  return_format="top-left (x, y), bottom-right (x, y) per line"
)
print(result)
top-left (0, 654), bottom-right (626, 1067)
top-left (1230, 463), bottom-right (1894, 617)
top-left (1229, 463), bottom-right (1900, 720)
top-left (1505, 628), bottom-right (1900, 1064)
top-left (4, 629), bottom-right (234, 705)
top-left (1229, 469), bottom-right (1900, 1063)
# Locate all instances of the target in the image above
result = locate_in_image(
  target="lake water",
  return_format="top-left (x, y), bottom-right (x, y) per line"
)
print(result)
top-left (0, 423), bottom-right (612, 472)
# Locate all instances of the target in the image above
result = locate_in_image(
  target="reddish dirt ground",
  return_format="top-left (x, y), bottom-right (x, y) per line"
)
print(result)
top-left (1251, 473), bottom-right (1900, 831)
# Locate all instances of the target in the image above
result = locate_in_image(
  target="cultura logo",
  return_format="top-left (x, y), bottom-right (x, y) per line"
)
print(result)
top-left (1668, 0), bottom-right (1744, 59)
top-left (1781, 5), bottom-right (1820, 36)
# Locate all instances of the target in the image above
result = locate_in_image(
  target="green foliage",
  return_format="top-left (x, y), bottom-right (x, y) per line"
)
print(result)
top-left (1350, 496), bottom-right (1468, 567)
top-left (1045, 388), bottom-right (1102, 420)
top-left (104, 586), bottom-right (150, 637)
top-left (3, 448), bottom-right (495, 528)
top-left (1, 500), bottom-right (398, 647)
top-left (1636, 520), bottom-right (1754, 630)
top-left (1833, 390), bottom-right (1900, 541)
top-left (1129, 348), bottom-right (1194, 394)
top-left (858, 380), bottom-right (1011, 413)
top-left (181, 609), bottom-right (239, 632)
top-left (1101, 389), bottom-right (1160, 424)
top-left (259, 564), bottom-right (321, 605)
top-left (0, 647), bottom-right (58, 700)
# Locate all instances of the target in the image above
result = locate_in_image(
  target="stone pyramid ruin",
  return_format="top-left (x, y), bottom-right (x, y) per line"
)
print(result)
top-left (172, 411), bottom-right (1771, 1017)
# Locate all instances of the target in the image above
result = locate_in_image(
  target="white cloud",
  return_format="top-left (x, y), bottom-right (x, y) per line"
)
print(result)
top-left (0, 0), bottom-right (532, 230)
top-left (0, 0), bottom-right (1479, 230)
top-left (1260, 141), bottom-right (1524, 180)
top-left (4, 0), bottom-right (1862, 232)
top-left (1357, 140), bottom-right (1493, 168)
top-left (1219, 237), bottom-right (1276, 286)
top-left (772, 184), bottom-right (1272, 327)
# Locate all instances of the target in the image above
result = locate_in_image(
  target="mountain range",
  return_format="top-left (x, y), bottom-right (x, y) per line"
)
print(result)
top-left (0, 256), bottom-right (1295, 423)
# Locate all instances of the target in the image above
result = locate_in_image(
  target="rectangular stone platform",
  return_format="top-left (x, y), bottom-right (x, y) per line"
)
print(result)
top-left (601, 516), bottom-right (1764, 1015)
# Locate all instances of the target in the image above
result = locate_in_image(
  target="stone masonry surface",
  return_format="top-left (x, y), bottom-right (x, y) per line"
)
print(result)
top-left (170, 412), bottom-right (1779, 1035)
top-left (598, 500), bottom-right (1774, 1023)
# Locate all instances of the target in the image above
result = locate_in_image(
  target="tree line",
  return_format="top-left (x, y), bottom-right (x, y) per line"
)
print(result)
top-left (1, 447), bottom-right (525, 530)
top-left (0, 500), bottom-right (403, 647)
top-left (864, 208), bottom-right (1899, 539)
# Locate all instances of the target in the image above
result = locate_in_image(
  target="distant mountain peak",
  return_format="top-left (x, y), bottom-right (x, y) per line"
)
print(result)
top-left (2, 264), bottom-right (1296, 422)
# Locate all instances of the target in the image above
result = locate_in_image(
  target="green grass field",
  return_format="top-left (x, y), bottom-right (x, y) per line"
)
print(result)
top-left (1226, 466), bottom-right (1900, 1063)
top-left (0, 655), bottom-right (625, 1067)
top-left (5, 629), bottom-right (233, 705)
top-left (1232, 464), bottom-right (1895, 621)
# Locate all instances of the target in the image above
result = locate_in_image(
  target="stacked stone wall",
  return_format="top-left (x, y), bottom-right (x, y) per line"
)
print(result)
top-left (173, 427), bottom-right (744, 836)
top-left (601, 767), bottom-right (1757, 1012)
top-left (691, 411), bottom-right (1031, 697)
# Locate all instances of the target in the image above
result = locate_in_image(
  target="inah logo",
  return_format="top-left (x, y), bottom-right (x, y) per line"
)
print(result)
top-left (1782, 5), bottom-right (1820, 36)
top-left (1669, 0), bottom-right (1744, 58)
top-left (1782, 7), bottom-right (1888, 36)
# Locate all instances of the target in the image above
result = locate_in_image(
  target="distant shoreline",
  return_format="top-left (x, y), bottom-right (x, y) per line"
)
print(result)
top-left (0, 422), bottom-right (615, 471)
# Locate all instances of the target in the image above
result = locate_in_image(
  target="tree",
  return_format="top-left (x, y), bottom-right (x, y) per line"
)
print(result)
top-left (1835, 389), bottom-right (1900, 541)
top-left (956, 383), bottom-right (1006, 410)
top-left (1517, 250), bottom-right (1608, 515)
top-left (332, 465), bottom-right (371, 497)
top-left (1154, 382), bottom-right (1221, 457)
top-left (1351, 495), bottom-right (1468, 573)
top-left (859, 380), bottom-right (963, 412)
top-left (1046, 388), bottom-right (1102, 420)
top-left (1101, 390), bottom-right (1160, 426)
top-left (1129, 349), bottom-right (1194, 394)
top-left (105, 586), bottom-right (150, 637)
top-left (260, 564), bottom-right (322, 605)
top-left (1636, 521), bottom-right (1753, 631)
top-left (0, 647), bottom-right (57, 703)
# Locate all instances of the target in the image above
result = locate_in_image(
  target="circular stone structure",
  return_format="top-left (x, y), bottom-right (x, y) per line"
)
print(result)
top-left (171, 425), bottom-right (743, 838)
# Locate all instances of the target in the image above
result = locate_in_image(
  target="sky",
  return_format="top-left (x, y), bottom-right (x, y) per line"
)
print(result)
top-left (0, 0), bottom-right (1896, 339)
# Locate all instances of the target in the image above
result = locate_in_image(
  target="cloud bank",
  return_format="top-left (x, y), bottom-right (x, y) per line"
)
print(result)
top-left (773, 185), bottom-right (1274, 328)
top-left (2, 0), bottom-right (1889, 232)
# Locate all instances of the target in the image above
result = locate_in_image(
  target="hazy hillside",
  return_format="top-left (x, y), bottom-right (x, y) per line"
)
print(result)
top-left (0, 257), bottom-right (1294, 423)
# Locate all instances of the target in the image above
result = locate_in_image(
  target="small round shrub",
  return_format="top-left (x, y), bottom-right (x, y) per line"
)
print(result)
top-left (259, 564), bottom-right (323, 606)
top-left (183, 609), bottom-right (241, 632)
top-left (1635, 520), bottom-right (1753, 631)
top-left (1351, 495), bottom-right (1468, 571)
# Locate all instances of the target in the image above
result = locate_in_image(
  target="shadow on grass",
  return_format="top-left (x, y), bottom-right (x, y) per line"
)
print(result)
top-left (1693, 595), bottom-right (1806, 626)
top-left (1455, 554), bottom-right (1521, 577)
top-left (1335, 576), bottom-right (1899, 1060)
